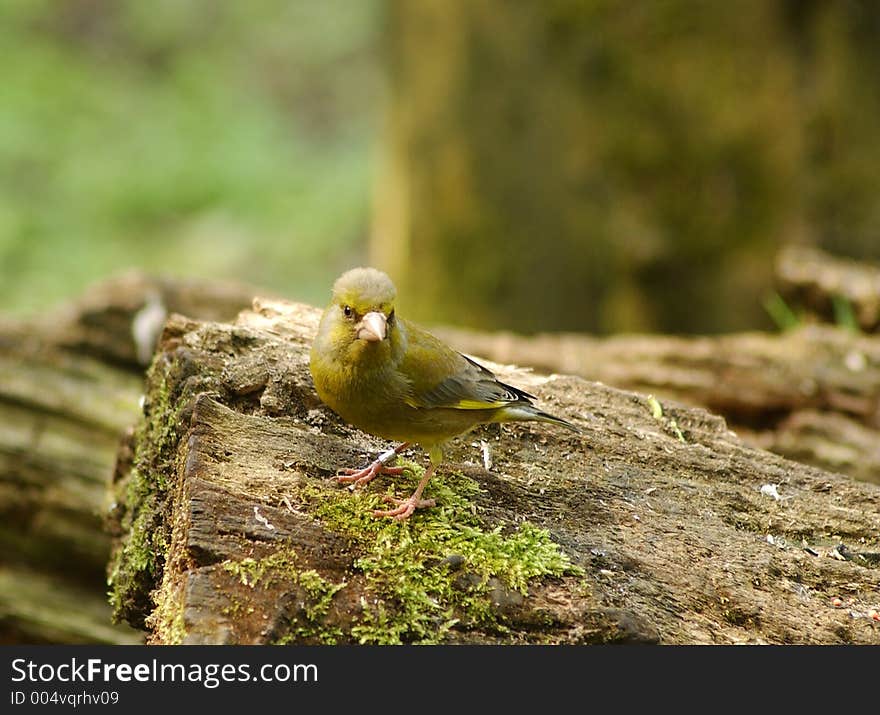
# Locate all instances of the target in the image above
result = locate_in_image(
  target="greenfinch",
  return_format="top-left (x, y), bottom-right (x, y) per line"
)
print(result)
top-left (309, 267), bottom-right (580, 520)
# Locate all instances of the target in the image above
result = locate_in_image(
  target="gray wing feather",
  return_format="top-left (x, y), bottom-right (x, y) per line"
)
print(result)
top-left (414, 354), bottom-right (535, 409)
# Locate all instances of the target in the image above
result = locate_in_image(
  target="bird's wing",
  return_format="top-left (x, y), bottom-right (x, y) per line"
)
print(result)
top-left (400, 323), bottom-right (535, 411)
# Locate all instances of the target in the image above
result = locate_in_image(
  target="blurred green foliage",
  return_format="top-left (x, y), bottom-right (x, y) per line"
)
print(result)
top-left (3, 0), bottom-right (880, 333)
top-left (0, 0), bottom-right (382, 314)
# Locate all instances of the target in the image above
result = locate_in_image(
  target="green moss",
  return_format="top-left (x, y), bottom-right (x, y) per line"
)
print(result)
top-left (148, 579), bottom-right (187, 646)
top-left (304, 460), bottom-right (581, 645)
top-left (222, 550), bottom-right (346, 645)
top-left (223, 551), bottom-right (300, 588)
top-left (107, 368), bottom-right (182, 624)
top-left (286, 569), bottom-right (346, 644)
top-left (299, 570), bottom-right (344, 620)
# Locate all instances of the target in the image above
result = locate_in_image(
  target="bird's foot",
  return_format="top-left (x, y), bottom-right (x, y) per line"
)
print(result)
top-left (335, 443), bottom-right (410, 488)
top-left (372, 494), bottom-right (437, 521)
top-left (335, 461), bottom-right (405, 488)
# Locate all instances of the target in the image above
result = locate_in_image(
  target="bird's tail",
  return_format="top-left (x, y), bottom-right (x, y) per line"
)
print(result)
top-left (499, 405), bottom-right (582, 434)
top-left (533, 409), bottom-right (582, 434)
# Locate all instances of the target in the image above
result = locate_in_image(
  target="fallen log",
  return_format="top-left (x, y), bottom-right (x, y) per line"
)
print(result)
top-left (0, 272), bottom-right (258, 643)
top-left (109, 298), bottom-right (880, 644)
top-left (432, 325), bottom-right (880, 485)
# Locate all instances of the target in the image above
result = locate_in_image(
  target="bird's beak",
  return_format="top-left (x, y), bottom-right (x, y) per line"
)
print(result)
top-left (357, 311), bottom-right (387, 342)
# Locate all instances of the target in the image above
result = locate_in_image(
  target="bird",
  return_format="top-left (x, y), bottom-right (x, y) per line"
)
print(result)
top-left (309, 267), bottom-right (580, 521)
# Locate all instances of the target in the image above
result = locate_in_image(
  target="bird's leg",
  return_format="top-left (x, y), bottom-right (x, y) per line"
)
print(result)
top-left (372, 464), bottom-right (437, 521)
top-left (335, 442), bottom-right (409, 488)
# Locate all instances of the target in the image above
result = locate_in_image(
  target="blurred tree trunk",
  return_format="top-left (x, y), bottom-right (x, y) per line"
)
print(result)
top-left (372, 0), bottom-right (880, 334)
top-left (373, 0), bottom-right (610, 332)
top-left (372, 1), bottom-right (796, 334)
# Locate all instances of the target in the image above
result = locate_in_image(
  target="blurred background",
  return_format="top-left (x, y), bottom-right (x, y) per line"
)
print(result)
top-left (2, 0), bottom-right (879, 334)
top-left (3, 0), bottom-right (880, 645)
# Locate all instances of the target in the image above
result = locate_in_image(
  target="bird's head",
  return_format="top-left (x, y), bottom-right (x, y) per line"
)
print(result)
top-left (319, 267), bottom-right (403, 363)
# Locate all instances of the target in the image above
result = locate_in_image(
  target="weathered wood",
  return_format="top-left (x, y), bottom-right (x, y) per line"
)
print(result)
top-left (110, 299), bottom-right (880, 644)
top-left (432, 325), bottom-right (880, 485)
top-left (0, 565), bottom-right (142, 645)
top-left (0, 272), bottom-right (258, 643)
top-left (0, 345), bottom-right (143, 644)
top-left (776, 244), bottom-right (880, 332)
top-left (41, 269), bottom-right (269, 368)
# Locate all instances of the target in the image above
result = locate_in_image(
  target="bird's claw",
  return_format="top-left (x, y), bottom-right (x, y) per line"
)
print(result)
top-left (372, 495), bottom-right (437, 521)
top-left (334, 461), bottom-right (404, 488)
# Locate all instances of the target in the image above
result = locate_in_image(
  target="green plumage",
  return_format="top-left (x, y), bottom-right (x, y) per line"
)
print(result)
top-left (310, 267), bottom-right (579, 450)
top-left (309, 267), bottom-right (580, 519)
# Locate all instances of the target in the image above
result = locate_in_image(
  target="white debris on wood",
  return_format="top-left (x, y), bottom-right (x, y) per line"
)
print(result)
top-left (844, 350), bottom-right (866, 372)
top-left (131, 290), bottom-right (167, 365)
top-left (760, 483), bottom-right (783, 501)
top-left (766, 534), bottom-right (787, 548)
top-left (253, 505), bottom-right (275, 531)
top-left (480, 440), bottom-right (492, 471)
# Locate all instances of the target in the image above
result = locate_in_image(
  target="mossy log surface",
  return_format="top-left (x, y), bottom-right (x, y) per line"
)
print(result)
top-left (0, 272), bottom-right (257, 643)
top-left (433, 325), bottom-right (880, 486)
top-left (110, 299), bottom-right (880, 644)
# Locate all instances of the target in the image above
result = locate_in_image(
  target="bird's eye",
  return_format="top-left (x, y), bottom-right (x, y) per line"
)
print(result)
top-left (342, 305), bottom-right (353, 318)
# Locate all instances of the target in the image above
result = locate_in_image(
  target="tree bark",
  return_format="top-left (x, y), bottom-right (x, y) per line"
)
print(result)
top-left (109, 299), bottom-right (880, 644)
